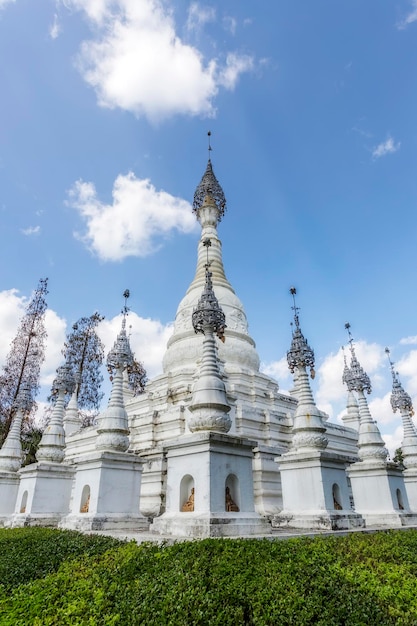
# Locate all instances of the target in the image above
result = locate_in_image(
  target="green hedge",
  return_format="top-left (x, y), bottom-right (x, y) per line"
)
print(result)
top-left (1, 529), bottom-right (417, 625)
top-left (0, 528), bottom-right (124, 591)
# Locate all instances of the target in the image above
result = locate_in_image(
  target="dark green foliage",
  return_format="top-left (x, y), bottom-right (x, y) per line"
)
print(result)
top-left (2, 529), bottom-right (417, 625)
top-left (394, 447), bottom-right (405, 468)
top-left (0, 528), bottom-right (124, 592)
top-left (20, 425), bottom-right (43, 466)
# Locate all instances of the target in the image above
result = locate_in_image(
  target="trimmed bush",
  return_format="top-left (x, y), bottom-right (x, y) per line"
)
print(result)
top-left (0, 527), bottom-right (124, 591)
top-left (1, 529), bottom-right (417, 625)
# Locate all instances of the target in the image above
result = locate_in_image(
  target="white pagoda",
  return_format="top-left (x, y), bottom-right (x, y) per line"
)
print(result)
top-left (1, 143), bottom-right (413, 536)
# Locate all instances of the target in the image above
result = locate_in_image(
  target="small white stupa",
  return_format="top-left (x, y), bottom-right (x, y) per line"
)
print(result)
top-left (60, 300), bottom-right (147, 532)
top-left (386, 348), bottom-right (417, 511)
top-left (273, 289), bottom-right (364, 530)
top-left (12, 365), bottom-right (76, 526)
top-left (344, 324), bottom-right (417, 527)
top-left (0, 384), bottom-right (31, 523)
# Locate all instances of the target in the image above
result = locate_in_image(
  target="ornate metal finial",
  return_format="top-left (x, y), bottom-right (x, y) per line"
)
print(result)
top-left (343, 322), bottom-right (371, 394)
top-left (385, 347), bottom-right (414, 415)
top-left (51, 364), bottom-right (76, 396)
top-left (290, 286), bottom-right (300, 329)
top-left (121, 289), bottom-right (130, 330)
top-left (203, 237), bottom-right (212, 265)
top-left (107, 293), bottom-right (135, 375)
top-left (122, 289), bottom-right (130, 312)
top-left (287, 287), bottom-right (315, 378)
top-left (192, 246), bottom-right (226, 340)
top-left (192, 136), bottom-right (227, 220)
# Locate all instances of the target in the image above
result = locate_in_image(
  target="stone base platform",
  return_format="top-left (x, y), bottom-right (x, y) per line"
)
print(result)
top-left (151, 511), bottom-right (271, 538)
top-left (59, 513), bottom-right (149, 533)
top-left (272, 510), bottom-right (365, 531)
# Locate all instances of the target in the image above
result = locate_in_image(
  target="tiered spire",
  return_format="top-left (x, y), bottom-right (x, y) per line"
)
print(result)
top-left (386, 348), bottom-right (414, 416)
top-left (188, 240), bottom-right (231, 433)
top-left (37, 364), bottom-right (75, 463)
top-left (0, 384), bottom-right (32, 472)
top-left (386, 348), bottom-right (417, 469)
top-left (63, 385), bottom-right (80, 436)
top-left (162, 137), bottom-right (260, 376)
top-left (191, 239), bottom-right (227, 341)
top-left (341, 347), bottom-right (360, 429)
top-left (287, 288), bottom-right (315, 379)
top-left (343, 323), bottom-right (388, 463)
top-left (107, 290), bottom-right (135, 380)
top-left (96, 291), bottom-right (134, 452)
top-left (286, 288), bottom-right (327, 451)
top-left (342, 324), bottom-right (371, 394)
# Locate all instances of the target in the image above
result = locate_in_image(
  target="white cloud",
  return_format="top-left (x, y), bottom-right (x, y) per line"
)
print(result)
top-left (396, 350), bottom-right (417, 398)
top-left (223, 16), bottom-right (237, 35)
top-left (39, 309), bottom-right (68, 387)
top-left (98, 312), bottom-right (173, 378)
top-left (314, 341), bottom-right (386, 417)
top-left (0, 289), bottom-right (27, 364)
top-left (261, 356), bottom-right (292, 391)
top-left (0, 288), bottom-right (67, 391)
top-left (382, 425), bottom-right (404, 459)
top-left (397, 0), bottom-right (417, 29)
top-left (218, 53), bottom-right (254, 89)
top-left (69, 172), bottom-right (197, 261)
top-left (0, 0), bottom-right (15, 9)
top-left (315, 350), bottom-right (345, 419)
top-left (64, 0), bottom-right (253, 121)
top-left (50, 13), bottom-right (61, 39)
top-left (372, 135), bottom-right (401, 159)
top-left (400, 335), bottom-right (417, 345)
top-left (186, 2), bottom-right (216, 32)
top-left (21, 225), bottom-right (41, 236)
top-left (368, 392), bottom-right (397, 426)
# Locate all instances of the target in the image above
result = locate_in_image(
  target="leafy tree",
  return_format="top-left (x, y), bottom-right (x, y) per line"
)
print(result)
top-left (0, 278), bottom-right (48, 443)
top-left (393, 446), bottom-right (404, 468)
top-left (61, 312), bottom-right (105, 423)
top-left (126, 357), bottom-right (147, 396)
top-left (21, 424), bottom-right (43, 466)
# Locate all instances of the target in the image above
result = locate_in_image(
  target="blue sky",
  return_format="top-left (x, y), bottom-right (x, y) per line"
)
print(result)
top-left (1, 0), bottom-right (417, 453)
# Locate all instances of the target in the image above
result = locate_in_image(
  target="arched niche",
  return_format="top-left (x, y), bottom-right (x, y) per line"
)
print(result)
top-left (180, 475), bottom-right (195, 512)
top-left (80, 485), bottom-right (91, 513)
top-left (225, 474), bottom-right (240, 512)
top-left (332, 483), bottom-right (343, 510)
top-left (396, 488), bottom-right (405, 510)
top-left (20, 490), bottom-right (28, 514)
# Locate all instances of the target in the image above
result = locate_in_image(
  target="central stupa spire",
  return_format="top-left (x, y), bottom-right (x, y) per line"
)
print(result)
top-left (163, 135), bottom-right (260, 375)
top-left (187, 239), bottom-right (231, 433)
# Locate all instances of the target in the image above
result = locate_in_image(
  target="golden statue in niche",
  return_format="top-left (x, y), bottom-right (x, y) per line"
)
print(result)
top-left (181, 487), bottom-right (195, 512)
top-left (333, 494), bottom-right (342, 511)
top-left (80, 494), bottom-right (90, 513)
top-left (225, 486), bottom-right (239, 512)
